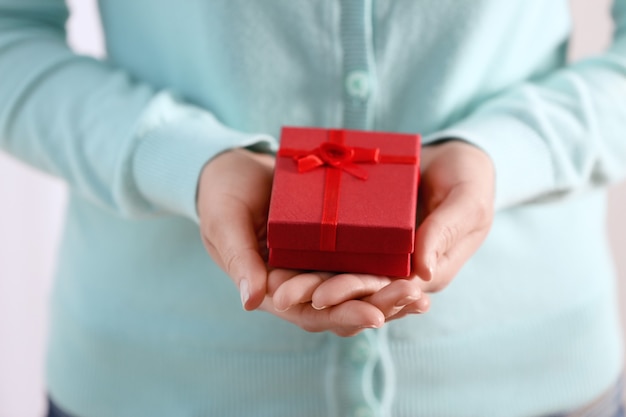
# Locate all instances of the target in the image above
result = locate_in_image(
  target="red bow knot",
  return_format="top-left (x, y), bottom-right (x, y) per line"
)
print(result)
top-left (294, 142), bottom-right (380, 180)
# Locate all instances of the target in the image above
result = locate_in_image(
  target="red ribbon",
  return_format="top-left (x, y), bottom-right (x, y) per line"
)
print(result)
top-left (278, 129), bottom-right (417, 251)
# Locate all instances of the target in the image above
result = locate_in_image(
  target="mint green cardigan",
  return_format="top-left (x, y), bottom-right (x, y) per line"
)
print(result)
top-left (1, 1), bottom-right (625, 416)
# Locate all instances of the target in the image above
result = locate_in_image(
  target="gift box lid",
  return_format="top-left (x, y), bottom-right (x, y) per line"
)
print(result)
top-left (267, 127), bottom-right (420, 255)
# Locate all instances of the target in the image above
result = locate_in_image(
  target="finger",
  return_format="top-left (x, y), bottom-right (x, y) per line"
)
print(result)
top-left (310, 274), bottom-right (392, 310)
top-left (386, 294), bottom-right (431, 321)
top-left (414, 294), bottom-right (431, 313)
top-left (260, 298), bottom-right (384, 336)
top-left (265, 268), bottom-right (302, 296)
top-left (363, 279), bottom-right (423, 319)
top-left (327, 300), bottom-right (385, 336)
top-left (203, 199), bottom-right (267, 311)
top-left (308, 300), bottom-right (385, 335)
top-left (272, 272), bottom-right (333, 312)
top-left (414, 184), bottom-right (490, 281)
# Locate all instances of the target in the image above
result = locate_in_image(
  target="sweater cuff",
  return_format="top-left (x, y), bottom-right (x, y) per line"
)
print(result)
top-left (132, 92), bottom-right (276, 222)
top-left (424, 113), bottom-right (556, 210)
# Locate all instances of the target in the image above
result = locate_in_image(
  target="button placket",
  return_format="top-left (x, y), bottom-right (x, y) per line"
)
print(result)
top-left (329, 332), bottom-right (382, 417)
top-left (332, 2), bottom-right (383, 415)
top-left (340, 0), bottom-right (376, 129)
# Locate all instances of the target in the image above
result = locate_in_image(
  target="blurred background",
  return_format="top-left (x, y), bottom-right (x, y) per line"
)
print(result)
top-left (0, 0), bottom-right (623, 416)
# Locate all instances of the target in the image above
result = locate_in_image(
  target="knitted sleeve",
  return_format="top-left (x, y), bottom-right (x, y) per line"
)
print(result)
top-left (0, 0), bottom-right (274, 222)
top-left (426, 1), bottom-right (626, 210)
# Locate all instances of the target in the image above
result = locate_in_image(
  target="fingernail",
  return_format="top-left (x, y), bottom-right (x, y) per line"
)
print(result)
top-left (359, 316), bottom-right (385, 329)
top-left (414, 304), bottom-right (430, 314)
top-left (394, 295), bottom-right (418, 308)
top-left (274, 303), bottom-right (290, 313)
top-left (239, 279), bottom-right (250, 308)
top-left (312, 303), bottom-right (327, 310)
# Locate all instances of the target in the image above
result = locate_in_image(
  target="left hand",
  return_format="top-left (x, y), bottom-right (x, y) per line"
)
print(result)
top-left (411, 139), bottom-right (495, 292)
top-left (283, 140), bottom-right (494, 313)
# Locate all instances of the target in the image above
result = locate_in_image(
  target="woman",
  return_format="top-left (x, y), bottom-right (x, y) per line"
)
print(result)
top-left (1, 1), bottom-right (625, 416)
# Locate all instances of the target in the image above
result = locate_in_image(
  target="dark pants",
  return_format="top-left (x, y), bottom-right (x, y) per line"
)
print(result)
top-left (47, 398), bottom-right (74, 417)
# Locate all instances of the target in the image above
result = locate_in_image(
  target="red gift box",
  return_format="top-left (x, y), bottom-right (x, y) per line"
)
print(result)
top-left (267, 127), bottom-right (420, 277)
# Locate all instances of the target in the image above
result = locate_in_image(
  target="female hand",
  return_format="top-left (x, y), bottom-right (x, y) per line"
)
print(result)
top-left (303, 140), bottom-right (495, 311)
top-left (412, 140), bottom-right (495, 292)
top-left (197, 148), bottom-right (429, 336)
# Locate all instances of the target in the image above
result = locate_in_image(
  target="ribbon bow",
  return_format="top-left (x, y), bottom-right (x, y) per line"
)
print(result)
top-left (281, 142), bottom-right (380, 180)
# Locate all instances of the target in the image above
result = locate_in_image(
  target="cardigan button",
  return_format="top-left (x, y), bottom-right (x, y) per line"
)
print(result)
top-left (345, 70), bottom-right (371, 100)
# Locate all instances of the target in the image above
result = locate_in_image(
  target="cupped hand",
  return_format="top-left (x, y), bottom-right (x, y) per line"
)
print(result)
top-left (196, 148), bottom-right (429, 337)
top-left (304, 139), bottom-right (494, 311)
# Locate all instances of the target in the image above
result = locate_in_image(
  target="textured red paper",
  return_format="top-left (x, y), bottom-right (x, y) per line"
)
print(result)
top-left (267, 127), bottom-right (420, 277)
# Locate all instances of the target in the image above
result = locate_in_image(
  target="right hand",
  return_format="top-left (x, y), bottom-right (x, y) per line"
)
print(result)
top-left (196, 148), bottom-right (429, 336)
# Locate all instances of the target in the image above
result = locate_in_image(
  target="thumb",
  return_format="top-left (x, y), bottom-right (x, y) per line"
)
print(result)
top-left (413, 186), bottom-right (474, 283)
top-left (202, 200), bottom-right (268, 311)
